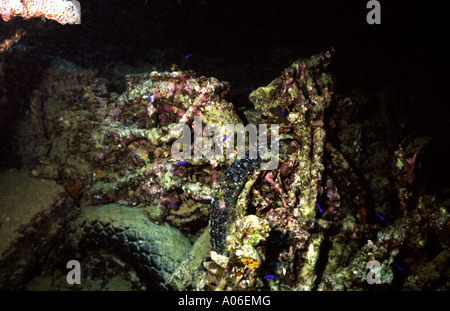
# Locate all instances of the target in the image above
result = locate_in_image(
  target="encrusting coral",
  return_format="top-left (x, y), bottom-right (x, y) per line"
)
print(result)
top-left (1, 44), bottom-right (448, 290)
top-left (0, 0), bottom-right (81, 25)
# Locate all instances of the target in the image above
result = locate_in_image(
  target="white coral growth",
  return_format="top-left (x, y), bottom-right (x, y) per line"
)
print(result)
top-left (0, 0), bottom-right (81, 24)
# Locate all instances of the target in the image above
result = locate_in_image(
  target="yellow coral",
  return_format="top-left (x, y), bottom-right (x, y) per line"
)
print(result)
top-left (240, 257), bottom-right (259, 270)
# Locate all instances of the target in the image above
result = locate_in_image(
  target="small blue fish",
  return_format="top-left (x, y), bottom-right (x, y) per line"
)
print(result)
top-left (222, 135), bottom-right (231, 142)
top-left (123, 125), bottom-right (127, 130)
top-left (167, 204), bottom-right (176, 207)
top-left (185, 54), bottom-right (192, 59)
top-left (394, 262), bottom-right (403, 271)
top-left (76, 96), bottom-right (80, 100)
top-left (175, 161), bottom-right (188, 166)
top-left (263, 275), bottom-right (275, 280)
top-left (281, 110), bottom-right (284, 116)
top-left (145, 92), bottom-right (152, 102)
top-left (317, 202), bottom-right (323, 214)
top-left (376, 213), bottom-right (385, 221)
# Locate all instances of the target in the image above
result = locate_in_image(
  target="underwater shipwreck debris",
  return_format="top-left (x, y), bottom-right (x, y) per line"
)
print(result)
top-left (0, 47), bottom-right (448, 291)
